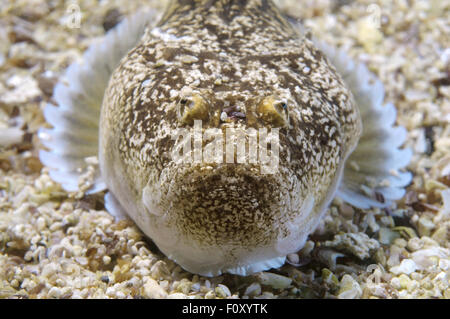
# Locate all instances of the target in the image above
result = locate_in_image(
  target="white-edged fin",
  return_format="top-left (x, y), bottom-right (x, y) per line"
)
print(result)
top-left (104, 192), bottom-right (129, 221)
top-left (195, 256), bottom-right (287, 277)
top-left (312, 40), bottom-right (412, 209)
top-left (39, 9), bottom-right (159, 194)
top-left (224, 256), bottom-right (287, 277)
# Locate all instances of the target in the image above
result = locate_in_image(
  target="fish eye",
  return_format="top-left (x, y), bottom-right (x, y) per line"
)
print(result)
top-left (178, 97), bottom-right (195, 113)
top-left (275, 100), bottom-right (288, 113)
top-left (257, 97), bottom-right (289, 128)
top-left (177, 94), bottom-right (209, 125)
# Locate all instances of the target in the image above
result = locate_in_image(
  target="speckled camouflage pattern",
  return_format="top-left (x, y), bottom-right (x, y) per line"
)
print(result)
top-left (99, 0), bottom-right (362, 275)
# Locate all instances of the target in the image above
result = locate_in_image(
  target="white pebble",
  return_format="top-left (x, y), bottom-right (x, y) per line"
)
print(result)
top-left (180, 55), bottom-right (199, 64)
top-left (338, 274), bottom-right (362, 299)
top-left (48, 287), bottom-right (62, 298)
top-left (287, 253), bottom-right (299, 264)
top-left (220, 111), bottom-right (228, 122)
top-left (36, 217), bottom-right (46, 231)
top-left (215, 284), bottom-right (231, 298)
top-left (390, 259), bottom-right (418, 275)
top-left (168, 293), bottom-right (188, 299)
top-left (103, 255), bottom-right (111, 265)
top-left (105, 287), bottom-right (115, 297)
top-left (438, 259), bottom-right (449, 271)
top-left (116, 291), bottom-right (126, 299)
top-left (244, 282), bottom-right (261, 296)
top-left (143, 278), bottom-right (167, 299)
top-left (256, 272), bottom-right (292, 289)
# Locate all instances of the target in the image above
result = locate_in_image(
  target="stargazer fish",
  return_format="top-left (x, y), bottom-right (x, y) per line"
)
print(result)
top-left (39, 0), bottom-right (412, 276)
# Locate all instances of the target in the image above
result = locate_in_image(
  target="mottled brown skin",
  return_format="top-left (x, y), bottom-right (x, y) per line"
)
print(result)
top-left (99, 0), bottom-right (362, 275)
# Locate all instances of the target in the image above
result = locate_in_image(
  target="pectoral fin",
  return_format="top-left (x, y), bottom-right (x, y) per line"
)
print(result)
top-left (39, 9), bottom-right (160, 194)
top-left (314, 41), bottom-right (412, 209)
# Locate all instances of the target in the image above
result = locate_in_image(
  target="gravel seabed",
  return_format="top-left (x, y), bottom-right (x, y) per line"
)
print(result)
top-left (0, 0), bottom-right (449, 299)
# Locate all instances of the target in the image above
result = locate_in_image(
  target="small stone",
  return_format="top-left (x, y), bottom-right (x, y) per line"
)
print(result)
top-left (324, 232), bottom-right (380, 260)
top-left (317, 249), bottom-right (345, 270)
top-left (431, 225), bottom-right (448, 244)
top-left (100, 275), bottom-right (109, 284)
top-left (48, 287), bottom-right (62, 298)
top-left (444, 289), bottom-right (450, 299)
top-left (116, 291), bottom-right (126, 298)
top-left (393, 238), bottom-right (408, 248)
top-left (191, 282), bottom-right (200, 292)
top-left (243, 282), bottom-right (261, 297)
top-left (398, 274), bottom-right (411, 290)
top-left (378, 227), bottom-right (400, 245)
top-left (417, 216), bottom-right (435, 237)
top-left (103, 8), bottom-right (123, 32)
top-left (407, 237), bottom-right (424, 251)
top-left (150, 260), bottom-right (170, 280)
top-left (154, 59), bottom-right (165, 67)
top-left (390, 277), bottom-right (401, 289)
top-left (321, 268), bottom-right (339, 288)
top-left (337, 274), bottom-right (362, 299)
top-left (220, 111), bottom-right (228, 122)
top-left (36, 217), bottom-right (46, 231)
top-left (440, 189), bottom-right (450, 217)
top-left (25, 156), bottom-right (43, 173)
top-left (339, 203), bottom-right (354, 219)
top-left (37, 73), bottom-right (57, 97)
top-left (180, 55), bottom-right (199, 64)
top-left (0, 127), bottom-right (24, 148)
top-left (8, 24), bottom-right (35, 44)
top-left (75, 257), bottom-right (88, 266)
top-left (175, 279), bottom-right (192, 294)
top-left (390, 259), bottom-right (418, 275)
top-left (168, 293), bottom-right (188, 299)
top-left (287, 253), bottom-right (299, 264)
top-left (102, 256), bottom-right (111, 265)
top-left (374, 248), bottom-right (387, 266)
top-left (204, 290), bottom-right (216, 299)
top-left (438, 258), bottom-right (449, 271)
top-left (105, 287), bottom-right (115, 297)
top-left (256, 272), bottom-right (292, 289)
top-left (406, 279), bottom-right (419, 292)
top-left (215, 284), bottom-right (231, 298)
top-left (143, 278), bottom-right (167, 299)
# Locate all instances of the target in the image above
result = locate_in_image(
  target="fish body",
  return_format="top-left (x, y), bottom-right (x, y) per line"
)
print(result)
top-left (40, 0), bottom-right (411, 276)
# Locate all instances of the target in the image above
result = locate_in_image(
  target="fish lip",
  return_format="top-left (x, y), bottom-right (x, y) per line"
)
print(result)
top-left (171, 162), bottom-right (279, 203)
top-left (155, 162), bottom-right (287, 242)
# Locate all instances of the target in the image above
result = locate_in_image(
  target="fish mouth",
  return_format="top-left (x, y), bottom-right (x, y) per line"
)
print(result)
top-left (148, 162), bottom-right (288, 247)
top-left (178, 164), bottom-right (284, 244)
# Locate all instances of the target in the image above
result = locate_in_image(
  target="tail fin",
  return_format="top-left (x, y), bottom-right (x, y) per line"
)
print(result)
top-left (39, 10), bottom-right (159, 194)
